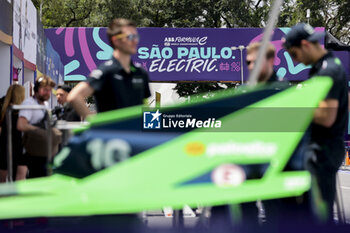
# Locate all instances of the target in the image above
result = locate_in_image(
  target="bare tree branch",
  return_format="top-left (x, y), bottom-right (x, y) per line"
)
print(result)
top-left (221, 13), bottom-right (232, 28)
top-left (66, 8), bottom-right (77, 27)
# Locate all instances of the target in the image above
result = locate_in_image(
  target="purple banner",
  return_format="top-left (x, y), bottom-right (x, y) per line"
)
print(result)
top-left (45, 27), bottom-right (333, 82)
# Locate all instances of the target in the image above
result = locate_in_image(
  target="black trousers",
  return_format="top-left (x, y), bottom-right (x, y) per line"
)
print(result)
top-left (25, 153), bottom-right (48, 178)
top-left (306, 138), bottom-right (345, 223)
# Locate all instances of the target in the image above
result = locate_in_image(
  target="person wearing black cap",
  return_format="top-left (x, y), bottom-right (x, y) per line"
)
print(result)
top-left (67, 18), bottom-right (151, 118)
top-left (53, 85), bottom-right (80, 122)
top-left (283, 23), bottom-right (348, 224)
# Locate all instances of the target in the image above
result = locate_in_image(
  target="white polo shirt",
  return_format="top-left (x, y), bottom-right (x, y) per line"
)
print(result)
top-left (19, 97), bottom-right (49, 125)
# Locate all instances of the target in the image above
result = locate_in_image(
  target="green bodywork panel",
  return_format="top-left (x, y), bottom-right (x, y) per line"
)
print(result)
top-left (0, 77), bottom-right (332, 219)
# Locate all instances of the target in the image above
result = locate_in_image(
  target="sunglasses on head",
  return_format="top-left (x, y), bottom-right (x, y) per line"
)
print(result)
top-left (246, 60), bottom-right (255, 66)
top-left (113, 33), bottom-right (140, 41)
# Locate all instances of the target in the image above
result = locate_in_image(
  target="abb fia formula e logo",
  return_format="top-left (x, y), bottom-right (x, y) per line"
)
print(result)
top-left (164, 36), bottom-right (208, 46)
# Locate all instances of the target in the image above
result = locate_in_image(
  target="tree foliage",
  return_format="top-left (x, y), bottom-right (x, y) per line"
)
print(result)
top-left (34, 0), bottom-right (350, 39)
top-left (279, 0), bottom-right (350, 43)
top-left (174, 82), bottom-right (238, 101)
top-left (32, 0), bottom-right (103, 27)
top-left (33, 0), bottom-right (350, 98)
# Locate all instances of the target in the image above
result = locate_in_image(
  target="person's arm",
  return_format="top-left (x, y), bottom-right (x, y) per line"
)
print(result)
top-left (67, 82), bottom-right (95, 119)
top-left (143, 72), bottom-right (151, 106)
top-left (313, 98), bottom-right (338, 128)
top-left (17, 116), bottom-right (38, 132)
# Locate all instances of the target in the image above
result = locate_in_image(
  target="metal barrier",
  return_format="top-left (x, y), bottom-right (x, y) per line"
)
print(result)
top-left (336, 173), bottom-right (346, 224)
top-left (6, 105), bottom-right (88, 183)
top-left (55, 120), bottom-right (89, 146)
top-left (6, 105), bottom-right (52, 182)
top-left (335, 145), bottom-right (349, 224)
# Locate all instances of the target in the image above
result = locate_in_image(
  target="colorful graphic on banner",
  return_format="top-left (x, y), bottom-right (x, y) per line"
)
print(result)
top-left (45, 27), bottom-right (327, 82)
top-left (136, 28), bottom-right (245, 81)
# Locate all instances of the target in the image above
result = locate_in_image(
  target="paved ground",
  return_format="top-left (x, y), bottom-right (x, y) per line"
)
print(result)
top-left (145, 169), bottom-right (350, 229)
top-left (1, 170), bottom-right (348, 232)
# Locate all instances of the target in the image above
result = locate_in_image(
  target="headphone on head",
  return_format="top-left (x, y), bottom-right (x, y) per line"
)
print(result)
top-left (34, 77), bottom-right (44, 93)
